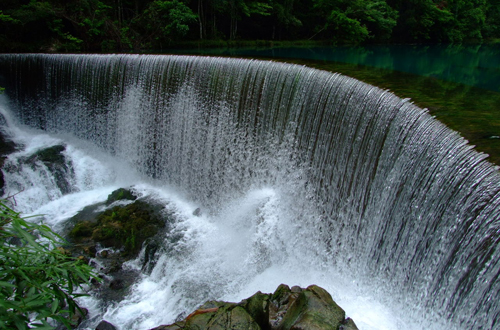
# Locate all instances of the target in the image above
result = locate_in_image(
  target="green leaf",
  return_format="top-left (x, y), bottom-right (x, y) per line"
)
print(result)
top-left (0, 281), bottom-right (15, 288)
top-left (51, 298), bottom-right (59, 314)
top-left (0, 200), bottom-right (99, 327)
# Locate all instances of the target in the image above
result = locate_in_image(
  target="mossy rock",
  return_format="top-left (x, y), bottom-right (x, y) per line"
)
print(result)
top-left (153, 284), bottom-right (358, 330)
top-left (228, 306), bottom-right (261, 330)
top-left (67, 193), bottom-right (168, 260)
top-left (28, 145), bottom-right (66, 165)
top-left (184, 303), bottom-right (260, 330)
top-left (106, 188), bottom-right (137, 205)
top-left (69, 220), bottom-right (97, 240)
top-left (240, 291), bottom-right (269, 329)
top-left (271, 284), bottom-right (292, 306)
top-left (278, 285), bottom-right (345, 330)
top-left (91, 200), bottom-right (165, 257)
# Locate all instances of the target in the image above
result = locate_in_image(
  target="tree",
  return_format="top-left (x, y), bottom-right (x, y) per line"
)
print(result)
top-left (223, 0), bottom-right (272, 39)
top-left (484, 0), bottom-right (500, 39)
top-left (0, 201), bottom-right (97, 329)
top-left (311, 0), bottom-right (397, 43)
top-left (140, 0), bottom-right (197, 46)
top-left (358, 1), bottom-right (398, 41)
top-left (447, 0), bottom-right (487, 42)
top-left (269, 0), bottom-right (302, 39)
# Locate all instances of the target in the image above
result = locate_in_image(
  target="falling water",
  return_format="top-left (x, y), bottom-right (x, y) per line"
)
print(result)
top-left (0, 54), bottom-right (499, 330)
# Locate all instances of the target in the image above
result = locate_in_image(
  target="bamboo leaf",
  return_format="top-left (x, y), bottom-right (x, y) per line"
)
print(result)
top-left (51, 298), bottom-right (59, 314)
top-left (0, 200), bottom-right (98, 328)
top-left (0, 281), bottom-right (15, 288)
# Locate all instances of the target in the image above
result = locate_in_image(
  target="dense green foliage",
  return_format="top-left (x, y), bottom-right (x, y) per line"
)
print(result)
top-left (1, 0), bottom-right (499, 51)
top-left (0, 201), bottom-right (96, 329)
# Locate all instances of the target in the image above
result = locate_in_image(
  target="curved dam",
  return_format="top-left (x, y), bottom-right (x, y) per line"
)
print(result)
top-left (0, 54), bottom-right (499, 329)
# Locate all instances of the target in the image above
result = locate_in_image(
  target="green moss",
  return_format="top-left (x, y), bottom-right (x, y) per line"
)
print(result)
top-left (240, 291), bottom-right (269, 329)
top-left (69, 220), bottom-right (97, 240)
top-left (91, 200), bottom-right (165, 256)
top-left (106, 188), bottom-right (137, 205)
top-left (271, 284), bottom-right (291, 305)
top-left (28, 145), bottom-right (66, 165)
top-left (67, 197), bottom-right (165, 259)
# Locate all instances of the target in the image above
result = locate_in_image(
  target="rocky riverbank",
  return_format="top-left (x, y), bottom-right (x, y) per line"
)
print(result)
top-left (94, 284), bottom-right (358, 330)
top-left (150, 284), bottom-right (358, 330)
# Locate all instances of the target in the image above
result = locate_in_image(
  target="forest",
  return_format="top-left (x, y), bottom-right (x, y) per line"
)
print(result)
top-left (0, 0), bottom-right (500, 52)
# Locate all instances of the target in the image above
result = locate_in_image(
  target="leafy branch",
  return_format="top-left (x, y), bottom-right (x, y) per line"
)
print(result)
top-left (0, 201), bottom-right (98, 329)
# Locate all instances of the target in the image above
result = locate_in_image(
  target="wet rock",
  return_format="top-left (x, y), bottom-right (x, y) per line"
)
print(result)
top-left (96, 320), bottom-right (117, 330)
top-left (239, 291), bottom-right (270, 329)
top-left (0, 131), bottom-right (16, 156)
top-left (141, 237), bottom-right (161, 274)
top-left (67, 203), bottom-right (105, 225)
top-left (102, 259), bottom-right (122, 274)
top-left (269, 283), bottom-right (299, 328)
top-left (173, 303), bottom-right (259, 330)
top-left (150, 324), bottom-right (184, 330)
top-left (99, 249), bottom-right (109, 258)
top-left (278, 285), bottom-right (346, 330)
top-left (68, 197), bottom-right (167, 259)
top-left (106, 188), bottom-right (137, 205)
top-left (340, 318), bottom-right (359, 330)
top-left (70, 220), bottom-right (97, 239)
top-left (109, 278), bottom-right (125, 290)
top-left (28, 145), bottom-right (66, 165)
top-left (89, 265), bottom-right (139, 304)
top-left (150, 284), bottom-right (358, 330)
top-left (24, 145), bottom-right (75, 194)
top-left (0, 131), bottom-right (17, 195)
top-left (64, 189), bottom-right (178, 308)
top-left (70, 308), bottom-right (88, 328)
top-left (90, 199), bottom-right (166, 257)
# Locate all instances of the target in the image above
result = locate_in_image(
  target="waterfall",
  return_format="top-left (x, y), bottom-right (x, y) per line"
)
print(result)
top-left (0, 54), bottom-right (499, 330)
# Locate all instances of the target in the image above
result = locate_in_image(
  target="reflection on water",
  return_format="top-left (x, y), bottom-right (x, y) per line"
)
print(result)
top-left (170, 44), bottom-right (500, 92)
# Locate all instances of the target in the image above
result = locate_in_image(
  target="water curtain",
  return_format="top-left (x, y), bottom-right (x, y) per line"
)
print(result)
top-left (0, 54), bottom-right (499, 329)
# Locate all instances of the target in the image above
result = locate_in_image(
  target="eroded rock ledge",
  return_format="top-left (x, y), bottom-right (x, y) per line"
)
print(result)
top-left (150, 284), bottom-right (358, 330)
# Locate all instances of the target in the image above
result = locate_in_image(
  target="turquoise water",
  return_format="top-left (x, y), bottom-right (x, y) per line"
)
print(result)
top-left (170, 44), bottom-right (500, 92)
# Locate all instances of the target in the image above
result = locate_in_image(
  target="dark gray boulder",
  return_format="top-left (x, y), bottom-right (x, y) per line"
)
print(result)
top-left (96, 320), bottom-right (117, 330)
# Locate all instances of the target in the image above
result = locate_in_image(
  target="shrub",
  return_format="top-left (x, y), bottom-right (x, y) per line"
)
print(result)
top-left (0, 201), bottom-right (97, 329)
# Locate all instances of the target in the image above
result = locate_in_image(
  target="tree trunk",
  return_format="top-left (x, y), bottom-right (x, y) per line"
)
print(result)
top-left (198, 0), bottom-right (204, 39)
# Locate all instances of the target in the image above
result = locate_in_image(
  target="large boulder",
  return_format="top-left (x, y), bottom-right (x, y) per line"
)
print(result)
top-left (150, 284), bottom-right (358, 330)
top-left (96, 320), bottom-right (117, 330)
top-left (274, 285), bottom-right (345, 330)
top-left (68, 189), bottom-right (167, 258)
top-left (65, 188), bottom-right (173, 305)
